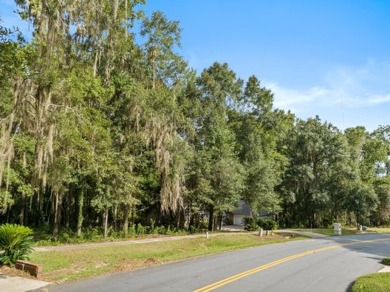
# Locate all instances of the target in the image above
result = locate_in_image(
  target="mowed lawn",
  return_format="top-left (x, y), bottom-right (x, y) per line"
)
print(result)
top-left (295, 227), bottom-right (390, 236)
top-left (351, 272), bottom-right (390, 292)
top-left (367, 227), bottom-right (390, 234)
top-left (30, 233), bottom-right (303, 283)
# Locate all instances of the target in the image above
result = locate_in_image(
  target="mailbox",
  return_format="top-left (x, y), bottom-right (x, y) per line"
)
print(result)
top-left (334, 223), bottom-right (342, 235)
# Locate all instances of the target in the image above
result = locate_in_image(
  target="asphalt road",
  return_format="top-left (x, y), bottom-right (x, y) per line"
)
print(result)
top-left (37, 234), bottom-right (390, 292)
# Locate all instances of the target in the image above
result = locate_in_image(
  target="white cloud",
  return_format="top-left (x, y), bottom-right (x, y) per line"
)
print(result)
top-left (265, 82), bottom-right (343, 113)
top-left (266, 60), bottom-right (390, 113)
top-left (365, 94), bottom-right (390, 106)
top-left (263, 60), bottom-right (390, 130)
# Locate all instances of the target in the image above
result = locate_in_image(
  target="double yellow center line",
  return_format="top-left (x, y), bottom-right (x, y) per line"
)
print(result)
top-left (194, 238), bottom-right (389, 292)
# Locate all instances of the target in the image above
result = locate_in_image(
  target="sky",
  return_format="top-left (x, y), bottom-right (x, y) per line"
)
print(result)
top-left (1, 0), bottom-right (390, 131)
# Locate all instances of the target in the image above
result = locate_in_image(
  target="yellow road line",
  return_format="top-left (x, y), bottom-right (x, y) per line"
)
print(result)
top-left (194, 238), bottom-right (389, 292)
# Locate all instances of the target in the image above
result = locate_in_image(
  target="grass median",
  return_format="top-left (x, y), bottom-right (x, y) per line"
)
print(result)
top-left (30, 233), bottom-right (304, 283)
top-left (350, 272), bottom-right (390, 292)
top-left (350, 257), bottom-right (390, 292)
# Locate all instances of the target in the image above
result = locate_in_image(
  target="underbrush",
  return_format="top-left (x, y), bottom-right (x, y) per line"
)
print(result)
top-left (243, 218), bottom-right (278, 231)
top-left (34, 223), bottom-right (201, 246)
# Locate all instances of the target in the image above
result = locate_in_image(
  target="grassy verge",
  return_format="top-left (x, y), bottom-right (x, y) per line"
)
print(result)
top-left (365, 228), bottom-right (390, 234)
top-left (295, 228), bottom-right (358, 236)
top-left (350, 273), bottom-right (390, 292)
top-left (295, 227), bottom-right (390, 236)
top-left (30, 233), bottom-right (304, 283)
top-left (349, 257), bottom-right (390, 291)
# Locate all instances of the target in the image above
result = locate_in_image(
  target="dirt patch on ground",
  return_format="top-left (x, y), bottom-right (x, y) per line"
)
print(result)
top-left (111, 257), bottom-right (163, 274)
top-left (0, 265), bottom-right (38, 279)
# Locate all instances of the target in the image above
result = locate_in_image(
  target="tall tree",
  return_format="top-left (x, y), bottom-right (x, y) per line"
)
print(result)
top-left (189, 63), bottom-right (244, 231)
top-left (279, 117), bottom-right (351, 227)
top-left (231, 76), bottom-right (289, 214)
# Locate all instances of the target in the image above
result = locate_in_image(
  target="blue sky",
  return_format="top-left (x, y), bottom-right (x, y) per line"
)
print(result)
top-left (1, 0), bottom-right (390, 131)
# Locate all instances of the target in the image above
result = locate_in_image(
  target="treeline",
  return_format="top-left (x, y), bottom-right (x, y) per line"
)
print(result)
top-left (0, 1), bottom-right (389, 237)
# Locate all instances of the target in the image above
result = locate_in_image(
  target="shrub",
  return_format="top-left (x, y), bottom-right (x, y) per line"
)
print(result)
top-left (61, 231), bottom-right (71, 243)
top-left (150, 219), bottom-right (156, 233)
top-left (243, 217), bottom-right (278, 231)
top-left (188, 226), bottom-right (198, 234)
top-left (243, 218), bottom-right (258, 231)
top-left (136, 223), bottom-right (145, 235)
top-left (0, 224), bottom-right (34, 265)
top-left (84, 227), bottom-right (102, 240)
top-left (381, 257), bottom-right (390, 266)
top-left (257, 218), bottom-right (278, 230)
top-left (129, 224), bottom-right (136, 236)
top-left (155, 226), bottom-right (167, 235)
top-left (166, 225), bottom-right (174, 235)
top-left (199, 221), bottom-right (208, 230)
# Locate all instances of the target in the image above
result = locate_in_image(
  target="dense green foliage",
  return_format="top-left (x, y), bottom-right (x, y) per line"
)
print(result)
top-left (257, 218), bottom-right (278, 231)
top-left (243, 217), bottom-right (278, 231)
top-left (0, 1), bottom-right (389, 239)
top-left (0, 224), bottom-right (34, 265)
top-left (381, 257), bottom-right (390, 265)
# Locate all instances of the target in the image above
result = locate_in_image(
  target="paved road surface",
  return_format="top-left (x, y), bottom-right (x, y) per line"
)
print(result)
top-left (36, 234), bottom-right (390, 292)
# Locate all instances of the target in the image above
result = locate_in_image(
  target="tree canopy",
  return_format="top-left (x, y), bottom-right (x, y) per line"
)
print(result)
top-left (0, 1), bottom-right (389, 237)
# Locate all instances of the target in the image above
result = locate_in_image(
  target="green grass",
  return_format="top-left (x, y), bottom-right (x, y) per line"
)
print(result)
top-left (295, 228), bottom-right (358, 236)
top-left (30, 233), bottom-right (304, 282)
top-left (294, 227), bottom-right (390, 236)
top-left (365, 228), bottom-right (390, 234)
top-left (350, 273), bottom-right (390, 292)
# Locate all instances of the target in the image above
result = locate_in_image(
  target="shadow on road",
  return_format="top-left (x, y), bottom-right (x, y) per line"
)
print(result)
top-left (288, 231), bottom-right (390, 291)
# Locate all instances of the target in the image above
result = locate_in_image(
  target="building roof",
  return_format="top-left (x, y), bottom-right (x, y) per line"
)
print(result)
top-left (232, 200), bottom-right (252, 216)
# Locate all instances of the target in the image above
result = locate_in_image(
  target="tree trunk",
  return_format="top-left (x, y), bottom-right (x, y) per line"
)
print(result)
top-left (65, 191), bottom-right (72, 229)
top-left (123, 204), bottom-right (130, 237)
top-left (19, 196), bottom-right (25, 225)
top-left (103, 207), bottom-right (109, 238)
top-left (175, 210), bottom-right (181, 230)
top-left (185, 203), bottom-right (191, 230)
top-left (113, 204), bottom-right (118, 231)
top-left (208, 205), bottom-right (214, 231)
top-left (35, 186), bottom-right (44, 227)
top-left (53, 191), bottom-right (62, 237)
top-left (77, 190), bottom-right (84, 237)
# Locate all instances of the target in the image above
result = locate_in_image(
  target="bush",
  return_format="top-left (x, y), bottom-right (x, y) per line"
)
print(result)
top-left (136, 223), bottom-right (145, 235)
top-left (129, 224), bottom-right (136, 236)
top-left (154, 226), bottom-right (167, 234)
top-left (0, 224), bottom-right (34, 265)
top-left (243, 217), bottom-right (278, 231)
top-left (381, 257), bottom-right (390, 266)
top-left (150, 219), bottom-right (156, 233)
top-left (199, 221), bottom-right (208, 230)
top-left (243, 218), bottom-right (258, 231)
top-left (84, 227), bottom-right (102, 240)
top-left (257, 218), bottom-right (278, 231)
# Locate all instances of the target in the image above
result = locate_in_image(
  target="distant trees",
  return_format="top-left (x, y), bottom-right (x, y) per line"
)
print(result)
top-left (278, 118), bottom-right (347, 227)
top-left (277, 121), bottom-right (390, 228)
top-left (0, 1), bottom-right (389, 238)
